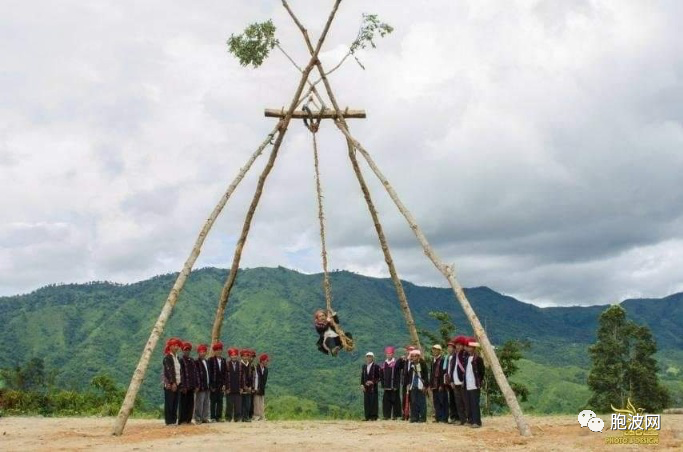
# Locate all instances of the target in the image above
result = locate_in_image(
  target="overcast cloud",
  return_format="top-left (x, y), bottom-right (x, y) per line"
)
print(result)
top-left (1, 0), bottom-right (682, 306)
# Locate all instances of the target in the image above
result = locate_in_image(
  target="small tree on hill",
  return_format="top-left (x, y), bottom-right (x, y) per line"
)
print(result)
top-left (587, 305), bottom-right (669, 412)
top-left (418, 311), bottom-right (456, 348)
top-left (482, 340), bottom-right (531, 415)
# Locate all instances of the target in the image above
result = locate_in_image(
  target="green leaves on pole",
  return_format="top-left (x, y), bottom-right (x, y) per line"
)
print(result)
top-left (227, 20), bottom-right (279, 68)
top-left (349, 14), bottom-right (394, 70)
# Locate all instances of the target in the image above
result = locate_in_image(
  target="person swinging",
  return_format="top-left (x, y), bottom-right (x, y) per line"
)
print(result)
top-left (314, 309), bottom-right (353, 356)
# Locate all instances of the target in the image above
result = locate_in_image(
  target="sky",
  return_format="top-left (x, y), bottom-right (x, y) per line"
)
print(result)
top-left (1, 0), bottom-right (682, 306)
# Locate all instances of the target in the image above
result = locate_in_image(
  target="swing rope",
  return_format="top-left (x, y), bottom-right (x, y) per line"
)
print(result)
top-left (309, 108), bottom-right (354, 352)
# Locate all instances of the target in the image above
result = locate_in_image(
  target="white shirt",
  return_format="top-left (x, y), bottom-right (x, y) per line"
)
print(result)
top-left (366, 362), bottom-right (374, 375)
top-left (201, 359), bottom-right (209, 388)
top-left (452, 354), bottom-right (463, 385)
top-left (172, 353), bottom-right (181, 384)
top-left (465, 356), bottom-right (476, 390)
top-left (409, 362), bottom-right (424, 391)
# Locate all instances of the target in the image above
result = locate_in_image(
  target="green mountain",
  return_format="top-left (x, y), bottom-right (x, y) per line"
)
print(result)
top-left (0, 266), bottom-right (681, 416)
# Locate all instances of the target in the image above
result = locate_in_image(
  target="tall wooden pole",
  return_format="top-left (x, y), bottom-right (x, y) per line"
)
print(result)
top-left (283, 0), bottom-right (531, 436)
top-left (282, 0), bottom-right (422, 351)
top-left (210, 0), bottom-right (344, 343)
top-left (111, 125), bottom-right (279, 436)
top-left (336, 126), bottom-right (533, 437)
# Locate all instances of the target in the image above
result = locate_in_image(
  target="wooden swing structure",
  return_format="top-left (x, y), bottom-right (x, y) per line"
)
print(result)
top-left (112, 0), bottom-right (532, 437)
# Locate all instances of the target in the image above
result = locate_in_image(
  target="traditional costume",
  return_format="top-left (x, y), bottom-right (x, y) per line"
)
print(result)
top-left (314, 310), bottom-right (352, 356)
top-left (253, 353), bottom-right (269, 421)
top-left (194, 344), bottom-right (211, 424)
top-left (361, 352), bottom-right (381, 421)
top-left (465, 338), bottom-right (485, 427)
top-left (380, 346), bottom-right (402, 420)
top-left (449, 335), bottom-right (470, 425)
top-left (178, 342), bottom-right (198, 424)
top-left (407, 349), bottom-right (429, 423)
top-left (400, 345), bottom-right (416, 420)
top-left (162, 337), bottom-right (182, 425)
top-left (430, 344), bottom-right (449, 423)
top-left (240, 349), bottom-right (254, 422)
top-left (207, 342), bottom-right (226, 421)
top-left (224, 347), bottom-right (244, 421)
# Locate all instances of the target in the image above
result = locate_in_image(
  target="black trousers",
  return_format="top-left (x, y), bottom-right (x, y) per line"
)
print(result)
top-left (225, 393), bottom-right (242, 421)
top-left (452, 385), bottom-right (468, 424)
top-left (164, 388), bottom-right (179, 425)
top-left (363, 389), bottom-right (379, 420)
top-left (209, 389), bottom-right (223, 420)
top-left (432, 388), bottom-right (449, 422)
top-left (401, 386), bottom-right (410, 420)
top-left (382, 389), bottom-right (401, 419)
top-left (447, 386), bottom-right (457, 421)
top-left (409, 389), bottom-right (427, 422)
top-left (241, 393), bottom-right (252, 421)
top-left (467, 389), bottom-right (481, 426)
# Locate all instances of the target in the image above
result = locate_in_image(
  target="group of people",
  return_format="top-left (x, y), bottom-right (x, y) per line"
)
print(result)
top-left (161, 338), bottom-right (269, 426)
top-left (359, 336), bottom-right (485, 427)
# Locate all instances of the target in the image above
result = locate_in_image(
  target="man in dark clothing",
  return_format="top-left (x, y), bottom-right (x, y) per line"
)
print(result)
top-left (465, 338), bottom-right (485, 428)
top-left (360, 351), bottom-right (381, 421)
top-left (380, 346), bottom-right (402, 420)
top-left (400, 345), bottom-right (416, 420)
top-left (178, 342), bottom-right (198, 424)
top-left (407, 349), bottom-right (429, 423)
top-left (162, 337), bottom-right (182, 426)
top-left (194, 344), bottom-right (211, 424)
top-left (224, 347), bottom-right (243, 421)
top-left (449, 336), bottom-right (470, 425)
top-left (253, 353), bottom-right (269, 421)
top-left (207, 342), bottom-right (226, 422)
top-left (240, 349), bottom-right (254, 422)
top-left (430, 344), bottom-right (449, 423)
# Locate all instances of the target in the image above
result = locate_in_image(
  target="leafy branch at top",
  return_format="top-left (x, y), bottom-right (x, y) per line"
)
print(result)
top-left (227, 20), bottom-right (279, 68)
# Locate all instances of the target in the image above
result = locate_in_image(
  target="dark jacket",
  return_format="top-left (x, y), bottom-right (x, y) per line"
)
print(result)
top-left (195, 358), bottom-right (210, 391)
top-left (361, 362), bottom-right (381, 394)
top-left (430, 355), bottom-right (446, 390)
top-left (452, 350), bottom-right (468, 385)
top-left (466, 354), bottom-right (485, 390)
top-left (241, 361), bottom-right (254, 392)
top-left (406, 358), bottom-right (430, 391)
top-left (255, 365), bottom-right (269, 395)
top-left (179, 355), bottom-right (199, 391)
top-left (162, 354), bottom-right (179, 388)
top-left (380, 359), bottom-right (402, 390)
top-left (315, 314), bottom-right (340, 353)
top-left (207, 356), bottom-right (226, 391)
top-left (225, 359), bottom-right (244, 395)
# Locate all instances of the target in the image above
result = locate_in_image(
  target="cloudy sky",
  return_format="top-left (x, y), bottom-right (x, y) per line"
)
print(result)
top-left (1, 0), bottom-right (682, 306)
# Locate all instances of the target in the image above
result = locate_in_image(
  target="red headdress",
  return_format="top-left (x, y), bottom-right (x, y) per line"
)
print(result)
top-left (259, 353), bottom-right (269, 363)
top-left (182, 342), bottom-right (192, 352)
top-left (197, 344), bottom-right (208, 353)
top-left (228, 348), bottom-right (239, 357)
top-left (212, 342), bottom-right (224, 351)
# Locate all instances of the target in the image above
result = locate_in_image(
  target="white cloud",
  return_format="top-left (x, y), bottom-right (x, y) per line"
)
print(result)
top-left (1, 0), bottom-right (682, 306)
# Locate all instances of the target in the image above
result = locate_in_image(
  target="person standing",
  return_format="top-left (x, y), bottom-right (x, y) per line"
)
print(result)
top-left (225, 347), bottom-right (243, 422)
top-left (380, 346), bottom-right (401, 420)
top-left (360, 352), bottom-right (381, 421)
top-left (207, 342), bottom-right (226, 422)
top-left (162, 337), bottom-right (182, 426)
top-left (400, 345), bottom-right (416, 420)
top-left (430, 344), bottom-right (449, 423)
top-left (194, 344), bottom-right (211, 424)
top-left (240, 349), bottom-right (254, 422)
top-left (449, 336), bottom-right (469, 425)
top-left (445, 339), bottom-right (458, 423)
top-left (178, 342), bottom-right (199, 424)
top-left (407, 349), bottom-right (429, 423)
top-left (253, 354), bottom-right (269, 421)
top-left (465, 338), bottom-right (485, 428)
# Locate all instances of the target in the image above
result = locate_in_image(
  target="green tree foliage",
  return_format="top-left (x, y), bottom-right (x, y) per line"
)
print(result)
top-left (481, 340), bottom-right (531, 415)
top-left (348, 14), bottom-right (394, 69)
top-left (227, 20), bottom-right (279, 68)
top-left (588, 305), bottom-right (670, 412)
top-left (418, 311), bottom-right (455, 348)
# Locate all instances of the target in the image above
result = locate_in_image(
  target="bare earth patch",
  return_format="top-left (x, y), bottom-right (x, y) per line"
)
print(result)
top-left (0, 415), bottom-right (681, 451)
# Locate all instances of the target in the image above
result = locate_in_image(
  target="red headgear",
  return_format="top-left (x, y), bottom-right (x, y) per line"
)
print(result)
top-left (212, 342), bottom-right (224, 351)
top-left (259, 354), bottom-right (269, 363)
top-left (385, 346), bottom-right (395, 354)
top-left (239, 349), bottom-right (249, 357)
top-left (197, 344), bottom-right (208, 353)
top-left (164, 337), bottom-right (182, 354)
top-left (182, 342), bottom-right (192, 352)
top-left (455, 336), bottom-right (468, 346)
top-left (228, 348), bottom-right (239, 357)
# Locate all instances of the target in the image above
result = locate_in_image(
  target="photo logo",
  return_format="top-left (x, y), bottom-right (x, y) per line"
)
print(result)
top-left (578, 409), bottom-right (597, 427)
top-left (588, 417), bottom-right (605, 432)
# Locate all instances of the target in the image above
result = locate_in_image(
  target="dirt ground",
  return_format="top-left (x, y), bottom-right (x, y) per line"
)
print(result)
top-left (0, 415), bottom-right (681, 451)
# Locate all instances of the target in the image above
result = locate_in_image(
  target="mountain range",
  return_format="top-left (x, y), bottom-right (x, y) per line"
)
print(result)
top-left (0, 266), bottom-right (681, 416)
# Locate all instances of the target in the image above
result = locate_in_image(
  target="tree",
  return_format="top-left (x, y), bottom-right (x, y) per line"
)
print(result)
top-left (481, 340), bottom-right (530, 415)
top-left (418, 311), bottom-right (456, 348)
top-left (587, 305), bottom-right (670, 412)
